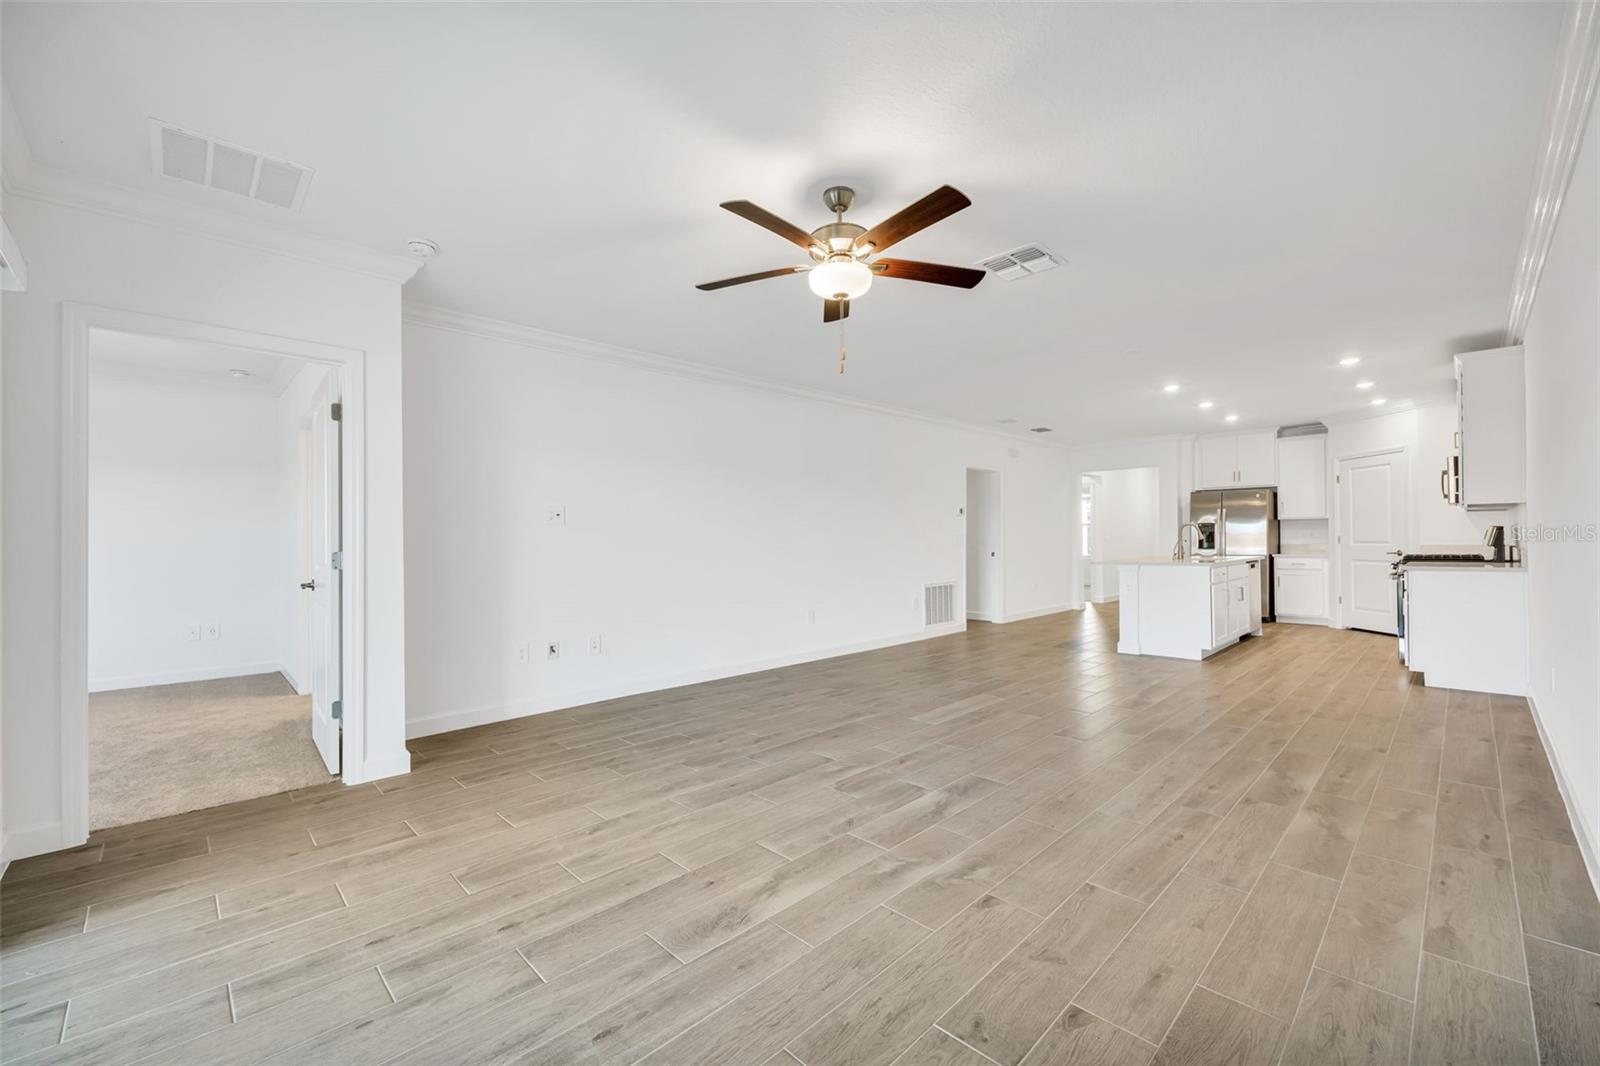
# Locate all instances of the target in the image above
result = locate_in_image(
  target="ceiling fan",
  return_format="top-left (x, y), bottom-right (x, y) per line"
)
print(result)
top-left (695, 185), bottom-right (985, 323)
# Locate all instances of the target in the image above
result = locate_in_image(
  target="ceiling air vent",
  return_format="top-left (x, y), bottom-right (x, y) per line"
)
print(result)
top-left (149, 119), bottom-right (313, 211)
top-left (976, 244), bottom-right (1062, 281)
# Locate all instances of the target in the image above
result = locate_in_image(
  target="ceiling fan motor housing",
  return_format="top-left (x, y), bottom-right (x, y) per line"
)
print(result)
top-left (809, 221), bottom-right (868, 260)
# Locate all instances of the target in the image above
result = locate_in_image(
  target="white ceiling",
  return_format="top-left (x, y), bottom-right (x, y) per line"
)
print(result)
top-left (89, 328), bottom-right (302, 395)
top-left (4, 3), bottom-right (1563, 442)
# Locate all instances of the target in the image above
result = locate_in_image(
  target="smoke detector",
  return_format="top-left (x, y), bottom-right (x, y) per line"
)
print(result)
top-left (977, 244), bottom-right (1062, 281)
top-left (149, 118), bottom-right (313, 211)
top-left (227, 368), bottom-right (253, 379)
top-left (406, 239), bottom-right (440, 259)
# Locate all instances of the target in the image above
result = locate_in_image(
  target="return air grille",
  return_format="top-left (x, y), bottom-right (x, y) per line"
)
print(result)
top-left (976, 244), bottom-right (1062, 281)
top-left (149, 119), bottom-right (313, 211)
top-left (924, 583), bottom-right (957, 626)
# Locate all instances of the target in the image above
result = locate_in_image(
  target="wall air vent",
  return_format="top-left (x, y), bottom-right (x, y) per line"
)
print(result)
top-left (149, 119), bottom-right (313, 211)
top-left (976, 244), bottom-right (1062, 281)
top-left (924, 583), bottom-right (956, 626)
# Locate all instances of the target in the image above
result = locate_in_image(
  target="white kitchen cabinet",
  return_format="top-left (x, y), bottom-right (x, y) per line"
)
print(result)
top-left (1276, 435), bottom-right (1328, 519)
top-left (1406, 566), bottom-right (1527, 695)
top-left (1274, 555), bottom-right (1328, 623)
top-left (1235, 432), bottom-right (1278, 487)
top-left (1119, 558), bottom-right (1263, 660)
top-left (1196, 436), bottom-right (1239, 490)
top-left (1227, 573), bottom-right (1250, 635)
top-left (1194, 430), bottom-right (1278, 489)
top-left (1455, 346), bottom-right (1525, 509)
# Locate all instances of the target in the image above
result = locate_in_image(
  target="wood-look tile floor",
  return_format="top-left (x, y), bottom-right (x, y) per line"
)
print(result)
top-left (4, 605), bottom-right (1598, 1065)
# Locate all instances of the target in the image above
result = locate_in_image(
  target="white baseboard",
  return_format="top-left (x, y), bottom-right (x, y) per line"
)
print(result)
top-left (1, 821), bottom-right (70, 866)
top-left (88, 661), bottom-right (284, 693)
top-left (407, 622), bottom-right (966, 740)
top-left (967, 611), bottom-right (998, 622)
top-left (1000, 604), bottom-right (1075, 623)
top-left (279, 664), bottom-right (310, 696)
top-left (349, 748), bottom-right (412, 785)
top-left (1526, 695), bottom-right (1600, 902)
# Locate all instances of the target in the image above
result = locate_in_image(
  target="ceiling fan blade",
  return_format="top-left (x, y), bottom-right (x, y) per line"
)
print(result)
top-left (695, 266), bottom-right (809, 291)
top-left (870, 259), bottom-right (986, 289)
top-left (822, 298), bottom-right (849, 324)
top-left (720, 201), bottom-right (823, 253)
top-left (853, 186), bottom-right (971, 254)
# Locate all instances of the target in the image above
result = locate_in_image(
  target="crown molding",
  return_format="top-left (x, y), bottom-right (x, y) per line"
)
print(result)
top-left (402, 301), bottom-right (1070, 451)
top-left (1506, 0), bottom-right (1600, 343)
top-left (2, 161), bottom-right (425, 286)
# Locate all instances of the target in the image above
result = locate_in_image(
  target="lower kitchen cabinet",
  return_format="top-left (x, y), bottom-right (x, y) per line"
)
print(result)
top-left (1274, 554), bottom-right (1328, 623)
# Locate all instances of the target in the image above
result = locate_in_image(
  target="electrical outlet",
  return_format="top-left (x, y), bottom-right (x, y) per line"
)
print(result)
top-left (546, 641), bottom-right (561, 660)
top-left (516, 642), bottom-right (530, 664)
top-left (204, 622), bottom-right (221, 641)
top-left (185, 623), bottom-right (201, 642)
top-left (807, 608), bottom-right (816, 625)
top-left (547, 505), bottom-right (565, 524)
top-left (588, 634), bottom-right (603, 654)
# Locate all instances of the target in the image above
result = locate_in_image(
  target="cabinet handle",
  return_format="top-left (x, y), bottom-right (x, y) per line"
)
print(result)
top-left (1440, 468), bottom-right (1449, 501)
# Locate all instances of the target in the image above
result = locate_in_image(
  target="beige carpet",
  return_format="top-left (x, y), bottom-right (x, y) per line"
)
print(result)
top-left (90, 673), bottom-right (335, 830)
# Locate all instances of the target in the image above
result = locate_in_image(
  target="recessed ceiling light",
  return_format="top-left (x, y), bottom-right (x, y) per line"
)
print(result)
top-left (1371, 397), bottom-right (1388, 406)
top-left (406, 238), bottom-right (439, 259)
top-left (1162, 383), bottom-right (1181, 393)
top-left (1224, 414), bottom-right (1239, 423)
top-left (227, 368), bottom-right (253, 379)
top-left (1029, 426), bottom-right (1053, 434)
top-left (1355, 381), bottom-right (1375, 390)
top-left (1339, 356), bottom-right (1361, 367)
top-left (992, 417), bottom-right (1019, 425)
top-left (1197, 401), bottom-right (1214, 410)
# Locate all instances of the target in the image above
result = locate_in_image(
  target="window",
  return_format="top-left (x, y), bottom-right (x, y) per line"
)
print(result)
top-left (1080, 477), bottom-right (1095, 558)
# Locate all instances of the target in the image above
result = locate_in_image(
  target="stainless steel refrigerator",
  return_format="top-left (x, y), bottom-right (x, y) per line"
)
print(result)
top-left (1189, 488), bottom-right (1278, 620)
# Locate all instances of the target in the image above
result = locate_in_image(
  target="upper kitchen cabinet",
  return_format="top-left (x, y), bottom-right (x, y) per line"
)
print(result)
top-left (1454, 346), bottom-right (1525, 509)
top-left (1194, 430), bottom-right (1278, 488)
top-left (1276, 433), bottom-right (1328, 518)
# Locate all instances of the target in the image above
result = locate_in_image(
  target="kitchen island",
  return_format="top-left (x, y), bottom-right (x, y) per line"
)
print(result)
top-left (1115, 556), bottom-right (1264, 660)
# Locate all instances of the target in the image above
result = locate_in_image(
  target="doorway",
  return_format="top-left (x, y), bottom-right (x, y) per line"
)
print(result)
top-left (965, 468), bottom-right (1002, 621)
top-left (75, 318), bottom-right (352, 831)
top-left (1336, 448), bottom-right (1409, 634)
top-left (1081, 466), bottom-right (1163, 603)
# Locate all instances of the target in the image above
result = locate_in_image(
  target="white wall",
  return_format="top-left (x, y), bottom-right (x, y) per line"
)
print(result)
top-left (1067, 438), bottom-right (1185, 608)
top-left (401, 314), bottom-right (1074, 738)
top-left (1522, 97), bottom-right (1599, 873)
top-left (88, 373), bottom-right (282, 690)
top-left (1, 194), bottom-right (410, 859)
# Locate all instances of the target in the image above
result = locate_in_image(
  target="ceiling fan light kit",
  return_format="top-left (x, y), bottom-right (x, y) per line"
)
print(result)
top-left (696, 183), bottom-right (986, 326)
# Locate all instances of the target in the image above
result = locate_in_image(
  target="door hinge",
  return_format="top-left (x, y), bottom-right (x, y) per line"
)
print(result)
top-left (331, 550), bottom-right (344, 570)
top-left (331, 699), bottom-right (343, 722)
top-left (330, 402), bottom-right (342, 422)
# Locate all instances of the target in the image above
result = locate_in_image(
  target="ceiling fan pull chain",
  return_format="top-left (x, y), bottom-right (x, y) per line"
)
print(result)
top-left (838, 319), bottom-right (847, 374)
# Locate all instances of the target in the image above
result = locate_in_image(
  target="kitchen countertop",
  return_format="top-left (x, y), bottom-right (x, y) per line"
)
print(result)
top-left (1113, 556), bottom-right (1262, 568)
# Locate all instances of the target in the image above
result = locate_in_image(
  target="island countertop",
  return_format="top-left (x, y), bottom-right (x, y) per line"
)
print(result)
top-left (1111, 555), bottom-right (1264, 568)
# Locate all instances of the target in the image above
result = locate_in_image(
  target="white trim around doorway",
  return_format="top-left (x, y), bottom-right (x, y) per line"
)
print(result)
top-left (59, 302), bottom-right (372, 846)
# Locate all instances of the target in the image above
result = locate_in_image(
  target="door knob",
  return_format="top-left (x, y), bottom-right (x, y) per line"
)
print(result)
top-left (300, 580), bottom-right (316, 590)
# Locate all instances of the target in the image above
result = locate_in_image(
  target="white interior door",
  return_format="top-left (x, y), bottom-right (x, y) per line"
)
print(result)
top-left (308, 376), bottom-right (342, 775)
top-left (1338, 449), bottom-right (1408, 634)
top-left (965, 469), bottom-right (1002, 620)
